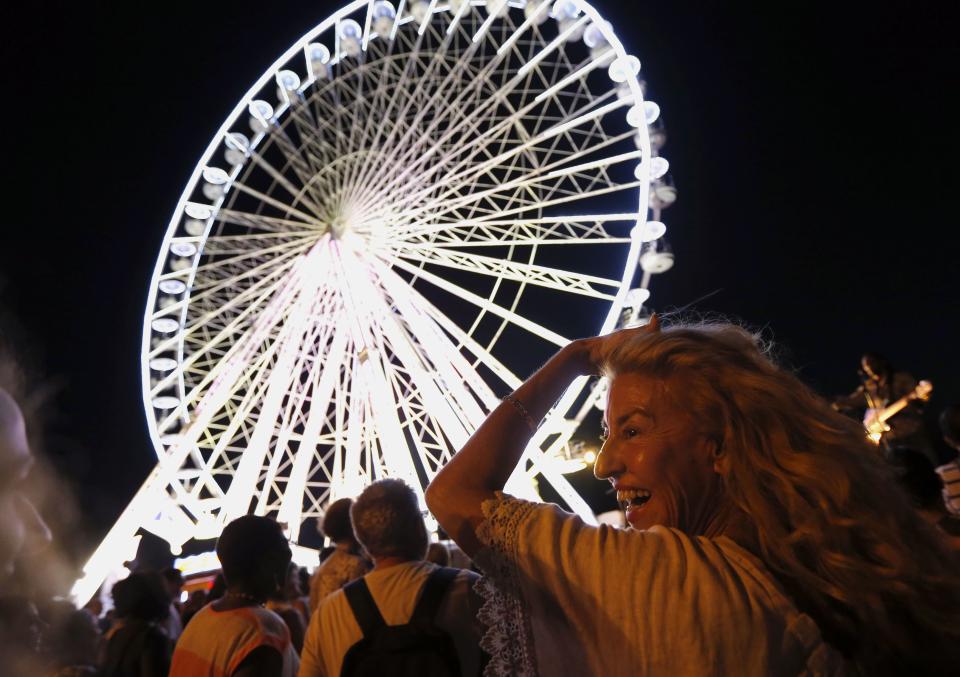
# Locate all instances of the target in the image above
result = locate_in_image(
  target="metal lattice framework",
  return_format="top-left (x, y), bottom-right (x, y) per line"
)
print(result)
top-left (72, 0), bottom-right (676, 603)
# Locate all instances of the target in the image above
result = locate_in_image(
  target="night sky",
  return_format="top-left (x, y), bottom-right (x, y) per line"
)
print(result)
top-left (2, 1), bottom-right (958, 566)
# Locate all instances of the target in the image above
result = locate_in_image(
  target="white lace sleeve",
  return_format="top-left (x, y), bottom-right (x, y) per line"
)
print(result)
top-left (473, 493), bottom-right (539, 677)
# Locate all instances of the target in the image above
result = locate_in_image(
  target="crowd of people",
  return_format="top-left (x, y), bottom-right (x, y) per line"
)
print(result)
top-left (2, 316), bottom-right (960, 675)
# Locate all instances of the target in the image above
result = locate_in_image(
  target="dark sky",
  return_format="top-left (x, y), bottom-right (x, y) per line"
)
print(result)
top-left (2, 1), bottom-right (958, 562)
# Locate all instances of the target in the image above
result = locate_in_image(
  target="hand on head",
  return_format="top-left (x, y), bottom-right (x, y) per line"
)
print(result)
top-left (571, 314), bottom-right (661, 376)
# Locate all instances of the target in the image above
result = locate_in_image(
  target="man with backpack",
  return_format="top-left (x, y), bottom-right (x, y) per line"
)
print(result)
top-left (299, 479), bottom-right (484, 677)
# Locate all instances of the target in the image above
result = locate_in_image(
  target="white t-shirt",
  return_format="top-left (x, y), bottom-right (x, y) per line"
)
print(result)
top-left (299, 560), bottom-right (483, 677)
top-left (474, 494), bottom-right (849, 677)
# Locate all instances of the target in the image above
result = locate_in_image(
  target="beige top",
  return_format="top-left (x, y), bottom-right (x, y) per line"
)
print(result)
top-left (308, 546), bottom-right (368, 613)
top-left (474, 494), bottom-right (849, 677)
top-left (298, 560), bottom-right (484, 677)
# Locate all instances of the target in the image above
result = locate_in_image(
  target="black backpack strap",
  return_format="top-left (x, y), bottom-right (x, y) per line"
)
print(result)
top-left (411, 566), bottom-right (459, 624)
top-left (343, 577), bottom-right (386, 637)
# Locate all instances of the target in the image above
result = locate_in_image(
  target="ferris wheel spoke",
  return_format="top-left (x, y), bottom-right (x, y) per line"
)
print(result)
top-left (393, 147), bottom-right (642, 236)
top-left (348, 6), bottom-right (476, 206)
top-left (220, 242), bottom-right (336, 521)
top-left (360, 259), bottom-right (488, 431)
top-left (226, 176), bottom-right (323, 226)
top-left (392, 178), bottom-right (642, 245)
top-left (255, 291), bottom-right (343, 516)
top-left (276, 323), bottom-right (350, 536)
top-left (149, 255), bottom-right (300, 364)
top-left (350, 7), bottom-right (533, 201)
top-left (380, 87), bottom-right (625, 216)
top-left (241, 142), bottom-right (326, 217)
top-left (374, 261), bottom-right (520, 391)
top-left (215, 208), bottom-right (321, 234)
top-left (181, 271), bottom-right (342, 406)
top-left (165, 251), bottom-right (320, 412)
top-left (362, 17), bottom-right (601, 202)
top-left (386, 253), bottom-right (569, 348)
top-left (190, 236), bottom-right (314, 285)
top-left (392, 246), bottom-right (620, 300)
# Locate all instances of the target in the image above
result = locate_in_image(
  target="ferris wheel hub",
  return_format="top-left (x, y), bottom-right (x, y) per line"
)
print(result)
top-left (330, 216), bottom-right (350, 239)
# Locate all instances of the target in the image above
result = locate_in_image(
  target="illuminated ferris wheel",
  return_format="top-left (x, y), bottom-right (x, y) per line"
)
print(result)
top-left (73, 0), bottom-right (676, 602)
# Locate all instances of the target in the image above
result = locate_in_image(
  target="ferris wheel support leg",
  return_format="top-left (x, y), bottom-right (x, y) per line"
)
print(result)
top-left (69, 466), bottom-right (178, 607)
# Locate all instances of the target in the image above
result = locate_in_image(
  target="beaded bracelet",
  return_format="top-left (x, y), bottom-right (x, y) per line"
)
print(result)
top-left (503, 394), bottom-right (537, 433)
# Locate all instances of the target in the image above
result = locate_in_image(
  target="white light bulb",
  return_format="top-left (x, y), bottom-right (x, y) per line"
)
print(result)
top-left (149, 357), bottom-right (178, 371)
top-left (410, 1), bottom-right (431, 23)
top-left (626, 287), bottom-right (651, 306)
top-left (608, 55), bottom-right (640, 83)
top-left (159, 279), bottom-right (187, 294)
top-left (151, 318), bottom-right (180, 333)
top-left (626, 103), bottom-right (645, 127)
top-left (486, 0), bottom-right (509, 18)
top-left (152, 396), bottom-right (181, 410)
top-left (184, 204), bottom-right (211, 220)
top-left (224, 148), bottom-right (246, 166)
top-left (524, 0), bottom-right (549, 24)
top-left (630, 220), bottom-right (667, 242)
top-left (170, 242), bottom-right (197, 257)
top-left (277, 70), bottom-right (301, 92)
top-left (339, 19), bottom-right (362, 40)
top-left (583, 22), bottom-right (611, 49)
top-left (183, 219), bottom-right (205, 236)
top-left (202, 183), bottom-right (224, 200)
top-left (224, 132), bottom-right (250, 151)
top-left (308, 43), bottom-right (330, 64)
top-left (248, 100), bottom-right (274, 133)
top-left (551, 0), bottom-right (579, 20)
top-left (558, 17), bottom-right (585, 41)
top-left (644, 100), bottom-right (661, 124)
top-left (202, 167), bottom-right (229, 185)
top-left (650, 156), bottom-right (669, 179)
top-left (372, 1), bottom-right (396, 37)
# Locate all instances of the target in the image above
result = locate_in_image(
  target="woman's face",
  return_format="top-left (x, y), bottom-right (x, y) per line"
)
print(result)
top-left (594, 372), bottom-right (724, 533)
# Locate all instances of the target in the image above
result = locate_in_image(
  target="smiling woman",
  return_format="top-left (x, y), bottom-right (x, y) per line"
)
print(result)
top-left (426, 316), bottom-right (960, 676)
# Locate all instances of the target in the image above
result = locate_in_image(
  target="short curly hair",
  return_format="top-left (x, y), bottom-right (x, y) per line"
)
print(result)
top-left (350, 479), bottom-right (427, 561)
top-left (319, 497), bottom-right (356, 544)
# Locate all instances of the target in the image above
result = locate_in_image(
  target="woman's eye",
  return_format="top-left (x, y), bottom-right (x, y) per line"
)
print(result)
top-left (624, 428), bottom-right (639, 438)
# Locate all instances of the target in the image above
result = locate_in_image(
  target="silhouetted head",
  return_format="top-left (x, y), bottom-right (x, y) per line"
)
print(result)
top-left (216, 515), bottom-right (291, 602)
top-left (319, 497), bottom-right (357, 545)
top-left (351, 479), bottom-right (428, 562)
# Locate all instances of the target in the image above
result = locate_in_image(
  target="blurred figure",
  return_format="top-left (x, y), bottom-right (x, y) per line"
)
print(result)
top-left (48, 606), bottom-right (100, 676)
top-left (295, 567), bottom-right (311, 614)
top-left (308, 498), bottom-right (368, 614)
top-left (887, 447), bottom-right (960, 553)
top-left (0, 595), bottom-right (44, 674)
top-left (159, 567), bottom-right (184, 642)
top-left (266, 562), bottom-right (307, 653)
top-left (180, 589), bottom-right (207, 628)
top-left (300, 479), bottom-right (483, 677)
top-left (425, 542), bottom-right (449, 566)
top-left (833, 352), bottom-right (932, 458)
top-left (100, 571), bottom-right (171, 677)
top-left (937, 404), bottom-right (960, 516)
top-left (170, 515), bottom-right (299, 676)
top-left (0, 374), bottom-right (51, 584)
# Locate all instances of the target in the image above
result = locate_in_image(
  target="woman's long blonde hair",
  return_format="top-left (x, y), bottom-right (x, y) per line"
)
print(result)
top-left (604, 320), bottom-right (960, 674)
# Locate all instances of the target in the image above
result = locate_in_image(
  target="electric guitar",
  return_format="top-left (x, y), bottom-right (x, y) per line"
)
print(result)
top-left (863, 380), bottom-right (932, 444)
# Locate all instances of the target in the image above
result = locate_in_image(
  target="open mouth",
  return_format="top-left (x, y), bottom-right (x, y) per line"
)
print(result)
top-left (616, 488), bottom-right (651, 511)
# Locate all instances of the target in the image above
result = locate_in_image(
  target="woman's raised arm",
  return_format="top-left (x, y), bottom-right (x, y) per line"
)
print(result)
top-left (425, 318), bottom-right (658, 556)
